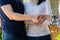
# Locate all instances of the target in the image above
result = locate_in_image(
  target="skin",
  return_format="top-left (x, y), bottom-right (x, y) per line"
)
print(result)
top-left (1, 4), bottom-right (38, 23)
top-left (25, 0), bottom-right (52, 25)
top-left (37, 15), bottom-right (52, 25)
top-left (26, 0), bottom-right (44, 25)
top-left (30, 0), bottom-right (38, 5)
top-left (1, 0), bottom-right (52, 25)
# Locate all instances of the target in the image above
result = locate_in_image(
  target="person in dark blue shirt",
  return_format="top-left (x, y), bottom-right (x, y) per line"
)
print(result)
top-left (0, 0), bottom-right (38, 40)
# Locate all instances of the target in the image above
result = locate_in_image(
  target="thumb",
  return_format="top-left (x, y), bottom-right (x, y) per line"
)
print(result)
top-left (32, 19), bottom-right (38, 23)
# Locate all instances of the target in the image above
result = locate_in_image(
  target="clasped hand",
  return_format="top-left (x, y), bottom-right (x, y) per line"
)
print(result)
top-left (32, 15), bottom-right (51, 25)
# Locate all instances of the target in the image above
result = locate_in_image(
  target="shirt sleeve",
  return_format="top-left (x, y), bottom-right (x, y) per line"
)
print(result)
top-left (0, 0), bottom-right (10, 6)
top-left (44, 0), bottom-right (52, 25)
top-left (45, 0), bottom-right (52, 15)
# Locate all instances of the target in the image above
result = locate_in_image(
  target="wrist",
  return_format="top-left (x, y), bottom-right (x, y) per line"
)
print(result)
top-left (26, 15), bottom-right (33, 20)
top-left (29, 16), bottom-right (33, 20)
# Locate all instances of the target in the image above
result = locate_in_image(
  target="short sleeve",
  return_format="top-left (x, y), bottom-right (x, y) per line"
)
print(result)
top-left (0, 0), bottom-right (10, 6)
top-left (45, 0), bottom-right (52, 15)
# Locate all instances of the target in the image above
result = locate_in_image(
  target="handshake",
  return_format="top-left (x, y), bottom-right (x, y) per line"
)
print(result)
top-left (31, 15), bottom-right (52, 25)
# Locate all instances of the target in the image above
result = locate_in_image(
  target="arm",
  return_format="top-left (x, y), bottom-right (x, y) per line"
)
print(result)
top-left (1, 4), bottom-right (31, 21)
top-left (1, 4), bottom-right (37, 21)
top-left (44, 0), bottom-right (52, 20)
top-left (24, 13), bottom-right (37, 25)
top-left (36, 0), bottom-right (52, 25)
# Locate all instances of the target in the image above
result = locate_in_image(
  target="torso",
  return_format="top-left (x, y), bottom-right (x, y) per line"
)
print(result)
top-left (1, 0), bottom-right (26, 36)
top-left (24, 0), bottom-right (51, 37)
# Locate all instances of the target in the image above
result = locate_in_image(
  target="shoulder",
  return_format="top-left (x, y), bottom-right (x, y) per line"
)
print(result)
top-left (0, 0), bottom-right (10, 6)
top-left (38, 1), bottom-right (45, 8)
top-left (38, 0), bottom-right (50, 7)
top-left (39, 0), bottom-right (50, 5)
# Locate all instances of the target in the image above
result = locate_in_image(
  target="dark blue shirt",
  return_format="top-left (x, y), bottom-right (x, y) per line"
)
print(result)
top-left (0, 0), bottom-right (26, 38)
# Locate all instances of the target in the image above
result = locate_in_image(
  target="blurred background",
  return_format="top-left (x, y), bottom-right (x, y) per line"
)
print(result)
top-left (0, 0), bottom-right (60, 40)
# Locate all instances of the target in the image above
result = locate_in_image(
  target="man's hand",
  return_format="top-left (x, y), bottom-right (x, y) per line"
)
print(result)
top-left (31, 16), bottom-right (38, 23)
top-left (30, 15), bottom-right (51, 26)
top-left (29, 15), bottom-right (44, 25)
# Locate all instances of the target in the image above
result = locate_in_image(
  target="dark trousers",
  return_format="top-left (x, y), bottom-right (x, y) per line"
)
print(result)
top-left (27, 34), bottom-right (52, 40)
top-left (2, 31), bottom-right (27, 40)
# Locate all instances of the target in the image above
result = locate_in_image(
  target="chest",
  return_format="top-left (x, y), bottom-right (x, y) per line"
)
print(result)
top-left (24, 2), bottom-right (45, 16)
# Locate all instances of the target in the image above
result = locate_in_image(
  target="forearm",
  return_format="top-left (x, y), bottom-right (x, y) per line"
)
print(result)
top-left (1, 4), bottom-right (32, 21)
top-left (1, 11), bottom-right (32, 21)
top-left (24, 21), bottom-right (41, 26)
top-left (42, 15), bottom-right (52, 21)
top-left (12, 12), bottom-right (32, 21)
top-left (46, 16), bottom-right (52, 21)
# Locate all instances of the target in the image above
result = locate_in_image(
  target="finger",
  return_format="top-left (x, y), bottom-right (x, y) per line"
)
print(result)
top-left (38, 21), bottom-right (43, 24)
top-left (38, 19), bottom-right (44, 22)
top-left (32, 19), bottom-right (38, 23)
top-left (38, 20), bottom-right (43, 24)
top-left (37, 22), bottom-right (42, 25)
